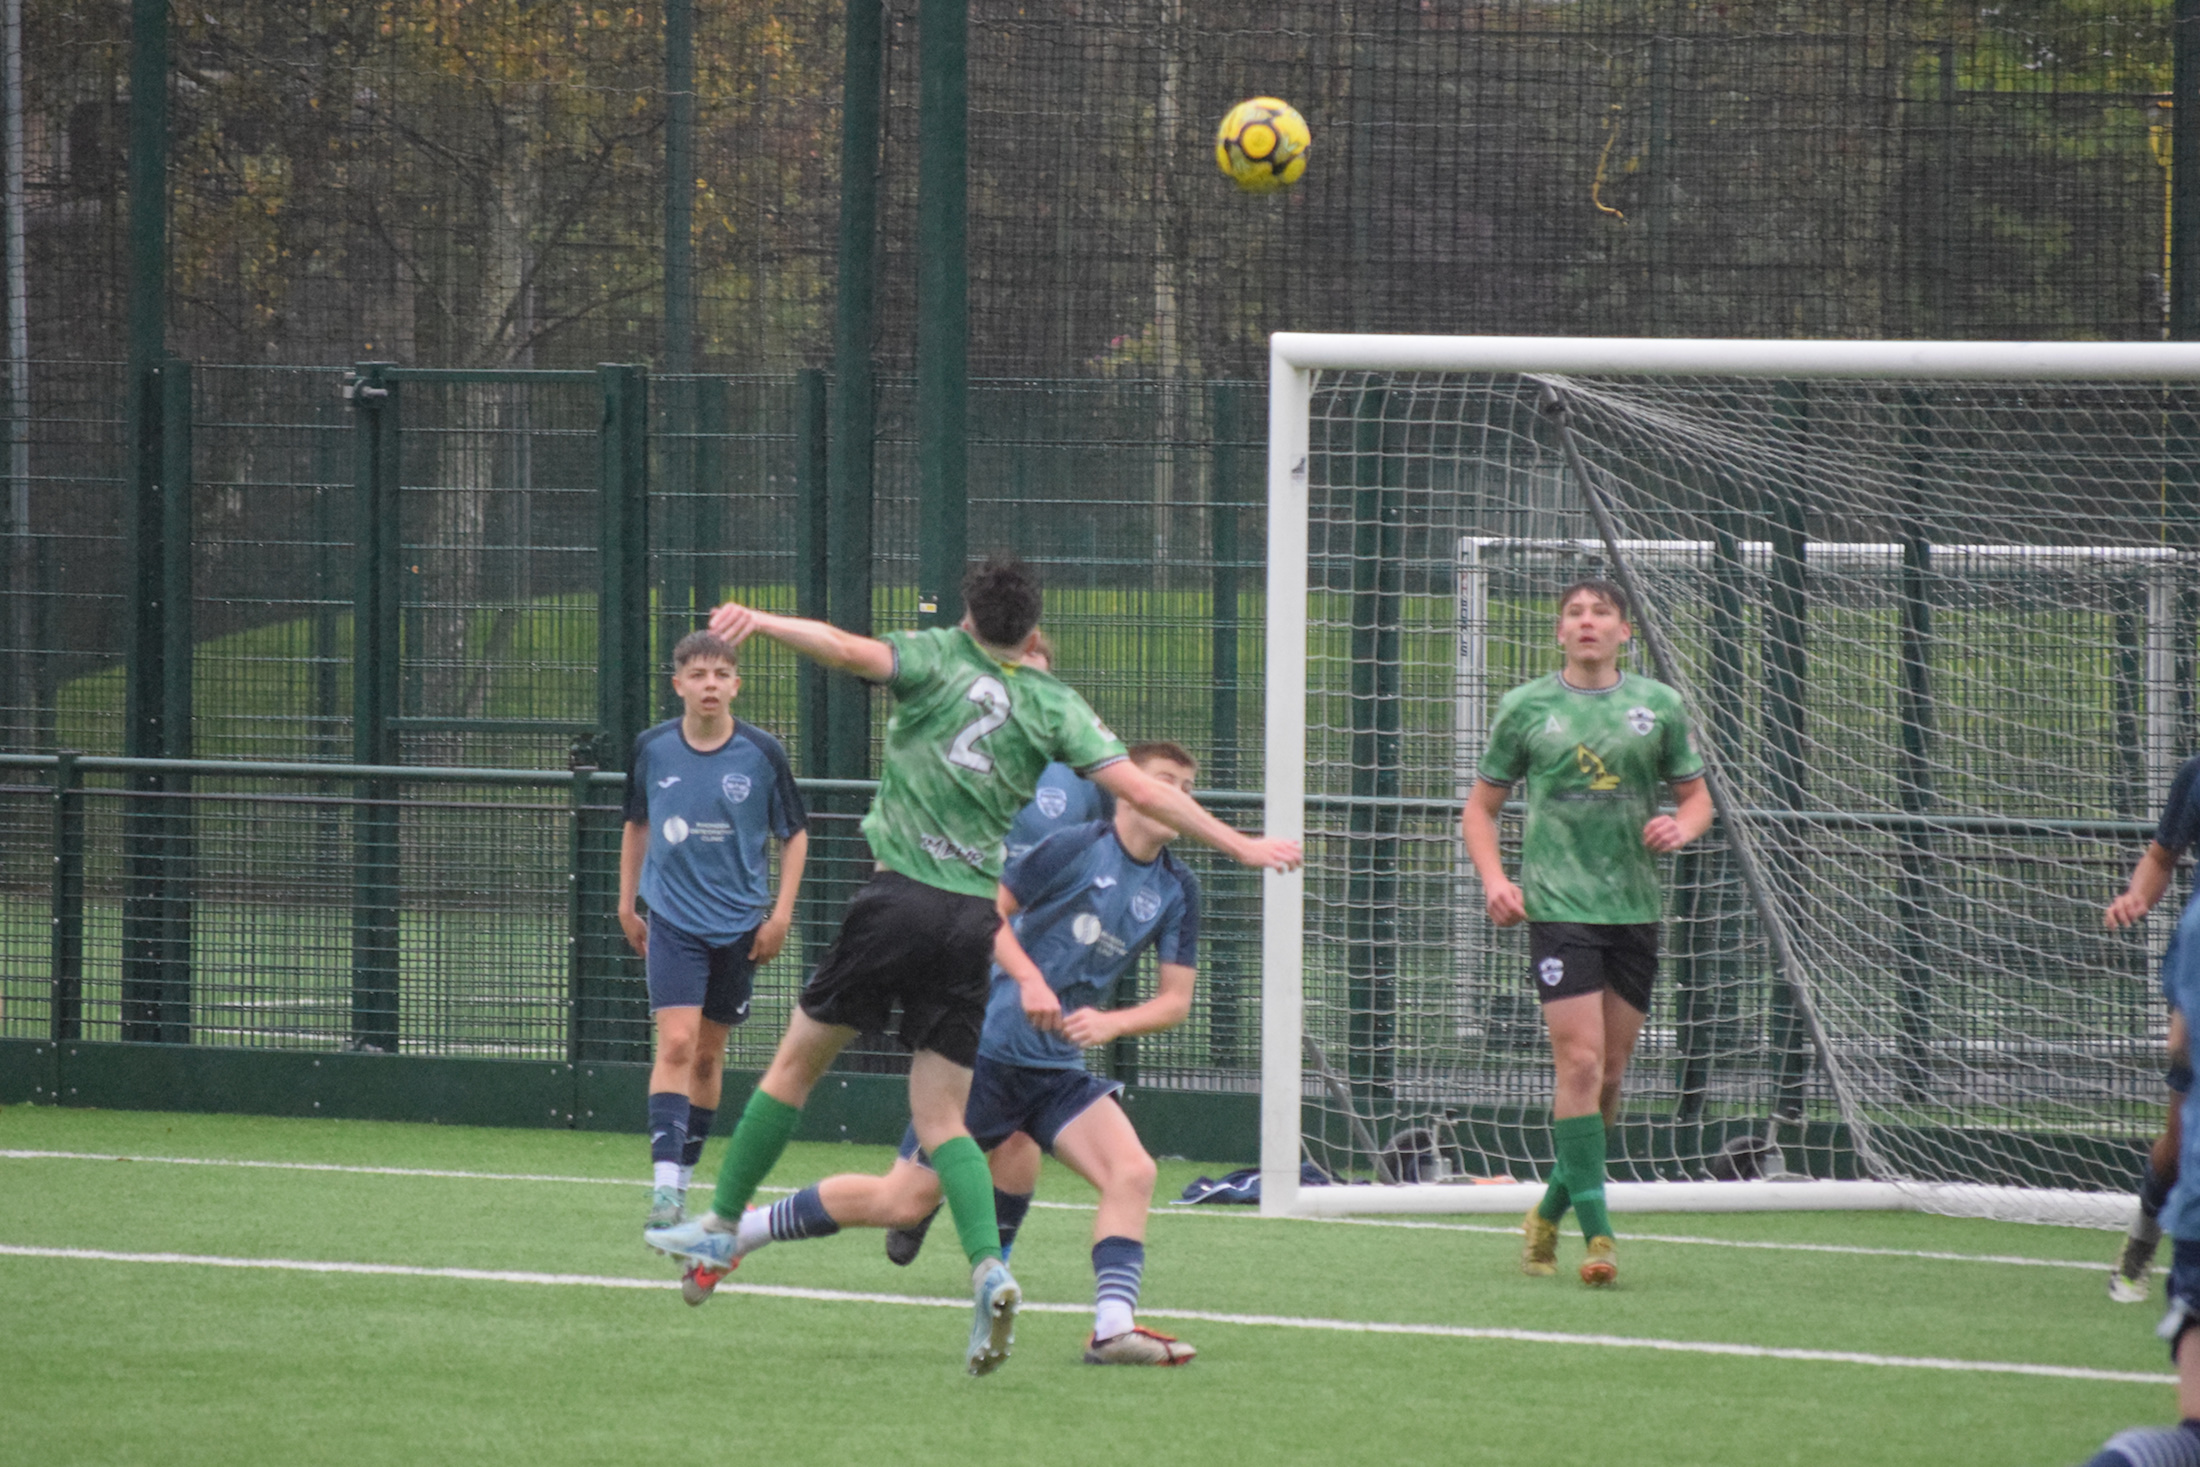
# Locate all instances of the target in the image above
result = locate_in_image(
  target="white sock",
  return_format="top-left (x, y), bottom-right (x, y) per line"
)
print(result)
top-left (653, 1161), bottom-right (681, 1191)
top-left (677, 1165), bottom-right (694, 1194)
top-left (1093, 1300), bottom-right (1135, 1341)
top-left (735, 1205), bottom-right (774, 1254)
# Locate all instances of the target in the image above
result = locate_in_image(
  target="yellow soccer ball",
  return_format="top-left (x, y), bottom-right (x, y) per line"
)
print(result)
top-left (1215, 97), bottom-right (1310, 194)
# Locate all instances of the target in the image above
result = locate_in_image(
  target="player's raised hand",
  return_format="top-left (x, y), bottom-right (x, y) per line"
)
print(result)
top-left (1237, 836), bottom-right (1304, 873)
top-left (707, 599), bottom-right (762, 646)
top-left (1642, 814), bottom-right (1689, 853)
top-left (1484, 876), bottom-right (1527, 928)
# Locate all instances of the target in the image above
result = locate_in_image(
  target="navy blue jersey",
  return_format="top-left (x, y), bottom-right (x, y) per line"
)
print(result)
top-left (980, 820), bottom-right (1199, 1070)
top-left (1001, 761), bottom-right (1115, 864)
top-left (623, 718), bottom-right (806, 945)
top-left (2161, 757), bottom-right (2200, 857)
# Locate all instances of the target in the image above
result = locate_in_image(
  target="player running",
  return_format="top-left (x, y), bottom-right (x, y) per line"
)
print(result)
top-left (689, 740), bottom-right (1209, 1364)
top-left (1461, 578), bottom-right (1711, 1287)
top-left (644, 556), bottom-right (1300, 1374)
top-left (619, 631), bottom-right (807, 1230)
top-left (2106, 756), bottom-right (2200, 1302)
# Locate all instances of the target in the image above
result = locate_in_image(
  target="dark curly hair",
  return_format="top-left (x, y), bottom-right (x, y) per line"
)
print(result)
top-left (962, 555), bottom-right (1043, 648)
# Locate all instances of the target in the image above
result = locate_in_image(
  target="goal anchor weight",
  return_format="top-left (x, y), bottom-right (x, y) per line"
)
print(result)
top-left (1532, 380), bottom-right (1891, 1182)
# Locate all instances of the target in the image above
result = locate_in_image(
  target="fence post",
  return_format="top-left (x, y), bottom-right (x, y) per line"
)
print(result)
top-left (1205, 383), bottom-right (1243, 1068)
top-left (598, 364), bottom-right (651, 768)
top-left (916, 0), bottom-right (967, 629)
top-left (567, 764), bottom-right (593, 1065)
top-left (1345, 385), bottom-right (1402, 1121)
top-left (829, 0), bottom-right (880, 768)
top-left (49, 747), bottom-right (81, 1042)
top-left (120, 356), bottom-right (190, 1042)
top-left (795, 368), bottom-right (830, 775)
top-left (1763, 383), bottom-right (1813, 1122)
top-left (349, 362), bottom-right (401, 1052)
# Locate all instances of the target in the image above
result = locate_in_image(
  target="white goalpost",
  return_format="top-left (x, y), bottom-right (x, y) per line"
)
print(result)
top-left (1259, 334), bottom-right (2200, 1225)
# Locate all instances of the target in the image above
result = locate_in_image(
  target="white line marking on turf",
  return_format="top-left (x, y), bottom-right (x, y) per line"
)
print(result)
top-left (0, 1150), bottom-right (2116, 1273)
top-left (0, 1243), bottom-right (2166, 1387)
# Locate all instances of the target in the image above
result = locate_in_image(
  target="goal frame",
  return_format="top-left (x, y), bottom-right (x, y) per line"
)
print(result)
top-left (1258, 333), bottom-right (2200, 1221)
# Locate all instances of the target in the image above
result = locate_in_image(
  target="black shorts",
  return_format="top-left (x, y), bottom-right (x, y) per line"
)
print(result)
top-left (1527, 921), bottom-right (1659, 1013)
top-left (645, 918), bottom-right (757, 1027)
top-left (798, 869), bottom-right (1002, 1068)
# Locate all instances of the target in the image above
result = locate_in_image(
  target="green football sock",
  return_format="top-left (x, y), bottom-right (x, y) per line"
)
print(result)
top-left (710, 1089), bottom-right (801, 1221)
top-left (1552, 1113), bottom-right (1611, 1241)
top-left (1535, 1172), bottom-right (1571, 1224)
top-left (931, 1135), bottom-right (1003, 1267)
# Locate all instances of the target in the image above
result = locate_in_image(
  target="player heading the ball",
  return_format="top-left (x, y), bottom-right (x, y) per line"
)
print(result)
top-left (644, 555), bottom-right (1300, 1375)
top-left (1461, 578), bottom-right (1711, 1287)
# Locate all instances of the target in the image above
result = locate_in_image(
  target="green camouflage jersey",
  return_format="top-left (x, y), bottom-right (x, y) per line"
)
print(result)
top-left (863, 627), bottom-right (1129, 896)
top-left (1476, 670), bottom-right (1706, 925)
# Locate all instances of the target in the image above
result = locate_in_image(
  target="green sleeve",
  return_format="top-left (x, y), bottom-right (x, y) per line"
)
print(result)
top-left (1045, 684), bottom-right (1129, 773)
top-left (882, 629), bottom-right (943, 700)
top-left (1476, 693), bottom-right (1529, 787)
top-left (1662, 693), bottom-right (1706, 782)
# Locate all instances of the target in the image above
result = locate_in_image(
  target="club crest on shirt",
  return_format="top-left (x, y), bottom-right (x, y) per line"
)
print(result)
top-left (1035, 786), bottom-right (1068, 819)
top-left (1131, 888), bottom-right (1162, 924)
top-left (722, 773), bottom-right (752, 803)
top-left (1626, 706), bottom-right (1656, 737)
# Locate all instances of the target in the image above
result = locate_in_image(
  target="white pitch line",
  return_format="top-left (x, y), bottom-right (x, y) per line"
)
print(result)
top-left (0, 1243), bottom-right (2166, 1387)
top-left (0, 1150), bottom-right (2122, 1271)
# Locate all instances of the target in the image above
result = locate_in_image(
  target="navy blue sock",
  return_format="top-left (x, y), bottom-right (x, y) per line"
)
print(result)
top-left (767, 1185), bottom-right (842, 1243)
top-left (647, 1091), bottom-right (689, 1168)
top-left (2085, 1421), bottom-right (2200, 1467)
top-left (681, 1106), bottom-right (716, 1170)
top-left (2143, 1157), bottom-right (2176, 1221)
top-left (994, 1189), bottom-right (1033, 1259)
top-left (1092, 1234), bottom-right (1146, 1336)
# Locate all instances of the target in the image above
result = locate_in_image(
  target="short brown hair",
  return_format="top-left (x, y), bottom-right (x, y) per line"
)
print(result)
top-left (963, 556), bottom-right (1043, 648)
top-left (1128, 740), bottom-right (1197, 774)
top-left (1555, 577), bottom-right (1628, 622)
top-left (672, 630), bottom-right (739, 670)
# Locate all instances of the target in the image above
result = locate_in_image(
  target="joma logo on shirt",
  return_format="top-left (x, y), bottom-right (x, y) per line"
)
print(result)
top-left (1574, 745), bottom-right (1622, 791)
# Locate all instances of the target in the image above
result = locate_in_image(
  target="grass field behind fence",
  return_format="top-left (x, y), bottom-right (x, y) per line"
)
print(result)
top-left (0, 1105), bottom-right (2170, 1467)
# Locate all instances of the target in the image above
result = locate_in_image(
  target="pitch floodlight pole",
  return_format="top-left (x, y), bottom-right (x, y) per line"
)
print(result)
top-left (1534, 382), bottom-right (1892, 1179)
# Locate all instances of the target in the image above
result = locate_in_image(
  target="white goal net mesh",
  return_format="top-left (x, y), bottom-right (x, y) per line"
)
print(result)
top-left (1291, 367), bottom-right (2192, 1221)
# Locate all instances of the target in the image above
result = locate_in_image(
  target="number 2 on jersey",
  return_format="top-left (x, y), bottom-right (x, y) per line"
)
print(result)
top-left (947, 675), bottom-right (1011, 773)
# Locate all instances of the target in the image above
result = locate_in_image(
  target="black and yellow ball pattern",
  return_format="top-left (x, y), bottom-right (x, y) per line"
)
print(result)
top-left (1215, 97), bottom-right (1310, 194)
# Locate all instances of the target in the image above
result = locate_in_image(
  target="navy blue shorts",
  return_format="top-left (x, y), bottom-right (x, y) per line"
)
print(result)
top-left (646, 918), bottom-right (758, 1026)
top-left (2162, 1238), bottom-right (2200, 1360)
top-left (965, 1056), bottom-right (1124, 1155)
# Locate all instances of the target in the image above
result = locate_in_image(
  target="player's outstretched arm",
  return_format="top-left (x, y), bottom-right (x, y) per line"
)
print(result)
top-left (991, 887), bottom-right (1063, 1033)
top-left (1643, 775), bottom-right (1713, 853)
top-left (706, 601), bottom-right (894, 682)
top-left (1460, 778), bottom-right (1525, 927)
top-left (1062, 963), bottom-right (1194, 1048)
top-left (2108, 841), bottom-right (2178, 929)
top-left (749, 828), bottom-right (809, 962)
top-left (1087, 760), bottom-right (1303, 872)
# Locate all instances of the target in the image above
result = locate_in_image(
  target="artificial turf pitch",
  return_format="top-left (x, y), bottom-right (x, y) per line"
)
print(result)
top-left (0, 1105), bottom-right (2169, 1466)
